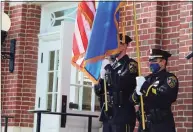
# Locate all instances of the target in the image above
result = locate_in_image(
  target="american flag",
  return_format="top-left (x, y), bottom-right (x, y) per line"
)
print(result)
top-left (71, 1), bottom-right (96, 72)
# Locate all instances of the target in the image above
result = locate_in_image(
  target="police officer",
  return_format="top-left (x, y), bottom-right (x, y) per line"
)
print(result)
top-left (103, 34), bottom-right (138, 132)
top-left (131, 49), bottom-right (179, 132)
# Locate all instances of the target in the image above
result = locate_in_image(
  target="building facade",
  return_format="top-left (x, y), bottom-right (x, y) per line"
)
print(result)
top-left (1, 1), bottom-right (192, 132)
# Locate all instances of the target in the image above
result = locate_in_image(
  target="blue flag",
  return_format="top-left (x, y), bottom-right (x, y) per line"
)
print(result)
top-left (83, 1), bottom-right (123, 83)
top-left (84, 61), bottom-right (102, 83)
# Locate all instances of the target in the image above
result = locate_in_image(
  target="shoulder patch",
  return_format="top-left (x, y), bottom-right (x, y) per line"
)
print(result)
top-left (128, 61), bottom-right (137, 73)
top-left (167, 76), bottom-right (177, 88)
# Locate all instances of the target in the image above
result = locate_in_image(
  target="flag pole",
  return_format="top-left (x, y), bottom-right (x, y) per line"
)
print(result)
top-left (121, 1), bottom-right (128, 44)
top-left (132, 2), bottom-right (146, 130)
top-left (103, 78), bottom-right (108, 111)
top-left (122, 13), bottom-right (126, 43)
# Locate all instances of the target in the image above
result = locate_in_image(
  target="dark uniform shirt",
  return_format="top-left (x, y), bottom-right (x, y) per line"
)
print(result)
top-left (131, 69), bottom-right (178, 110)
top-left (130, 69), bottom-right (179, 131)
top-left (105, 55), bottom-right (138, 124)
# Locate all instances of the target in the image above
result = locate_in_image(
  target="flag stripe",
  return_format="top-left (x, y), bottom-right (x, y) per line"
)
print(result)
top-left (81, 13), bottom-right (91, 42)
top-left (79, 2), bottom-right (95, 26)
top-left (77, 11), bottom-right (88, 50)
top-left (86, 2), bottom-right (95, 16)
top-left (80, 2), bottom-right (94, 21)
top-left (75, 18), bottom-right (85, 54)
top-left (77, 56), bottom-right (84, 65)
top-left (72, 34), bottom-right (80, 55)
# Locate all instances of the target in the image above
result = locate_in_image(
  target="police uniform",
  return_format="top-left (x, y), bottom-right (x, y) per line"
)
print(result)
top-left (101, 34), bottom-right (138, 132)
top-left (130, 49), bottom-right (179, 132)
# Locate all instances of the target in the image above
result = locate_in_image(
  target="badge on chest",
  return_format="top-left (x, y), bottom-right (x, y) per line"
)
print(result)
top-left (112, 61), bottom-right (122, 70)
top-left (112, 61), bottom-right (126, 76)
top-left (153, 80), bottom-right (160, 87)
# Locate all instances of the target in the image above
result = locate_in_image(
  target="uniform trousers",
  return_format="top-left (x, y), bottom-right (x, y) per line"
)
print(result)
top-left (103, 122), bottom-right (135, 132)
top-left (138, 117), bottom-right (176, 132)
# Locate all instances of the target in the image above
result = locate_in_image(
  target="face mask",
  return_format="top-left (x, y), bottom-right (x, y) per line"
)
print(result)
top-left (110, 52), bottom-right (121, 61)
top-left (150, 63), bottom-right (161, 73)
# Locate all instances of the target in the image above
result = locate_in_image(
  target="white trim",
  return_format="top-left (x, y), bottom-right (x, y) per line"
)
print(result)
top-left (91, 87), bottom-right (95, 112)
top-left (78, 73), bottom-right (84, 111)
top-left (38, 31), bottom-right (60, 41)
top-left (40, 4), bottom-right (45, 33)
top-left (43, 2), bottom-right (78, 9)
top-left (57, 22), bottom-right (65, 113)
top-left (57, 21), bottom-right (74, 113)
top-left (49, 50), bottom-right (59, 112)
top-left (67, 109), bottom-right (99, 116)
top-left (26, 1), bottom-right (78, 6)
top-left (40, 2), bottom-right (78, 33)
top-left (70, 83), bottom-right (93, 88)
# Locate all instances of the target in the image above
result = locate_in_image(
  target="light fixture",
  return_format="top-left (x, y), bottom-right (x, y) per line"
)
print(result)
top-left (186, 52), bottom-right (193, 60)
top-left (1, 12), bottom-right (16, 73)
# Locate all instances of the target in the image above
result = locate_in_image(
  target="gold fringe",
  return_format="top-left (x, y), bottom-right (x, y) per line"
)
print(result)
top-left (122, 2), bottom-right (126, 43)
top-left (71, 60), bottom-right (99, 84)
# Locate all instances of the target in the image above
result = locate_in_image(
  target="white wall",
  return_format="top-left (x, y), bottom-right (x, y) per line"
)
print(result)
top-left (1, 127), bottom-right (33, 132)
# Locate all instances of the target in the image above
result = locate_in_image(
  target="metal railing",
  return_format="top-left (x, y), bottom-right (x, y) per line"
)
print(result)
top-left (1, 115), bottom-right (14, 132)
top-left (28, 110), bottom-right (98, 132)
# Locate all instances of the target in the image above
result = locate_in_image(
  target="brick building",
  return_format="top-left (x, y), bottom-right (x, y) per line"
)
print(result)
top-left (1, 1), bottom-right (192, 132)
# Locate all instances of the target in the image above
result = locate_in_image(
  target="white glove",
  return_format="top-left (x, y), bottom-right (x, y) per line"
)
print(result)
top-left (136, 76), bottom-right (146, 87)
top-left (100, 69), bottom-right (106, 79)
top-left (136, 86), bottom-right (142, 95)
top-left (100, 59), bottom-right (110, 79)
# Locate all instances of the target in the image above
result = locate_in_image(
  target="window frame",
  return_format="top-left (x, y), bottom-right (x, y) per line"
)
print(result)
top-left (69, 68), bottom-right (100, 112)
top-left (46, 50), bottom-right (60, 112)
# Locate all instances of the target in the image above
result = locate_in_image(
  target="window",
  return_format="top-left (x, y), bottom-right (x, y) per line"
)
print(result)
top-left (70, 66), bottom-right (100, 112)
top-left (50, 7), bottom-right (77, 27)
top-left (46, 50), bottom-right (59, 112)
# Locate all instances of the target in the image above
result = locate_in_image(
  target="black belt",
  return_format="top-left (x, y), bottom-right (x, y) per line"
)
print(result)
top-left (111, 91), bottom-right (125, 106)
top-left (145, 108), bottom-right (173, 124)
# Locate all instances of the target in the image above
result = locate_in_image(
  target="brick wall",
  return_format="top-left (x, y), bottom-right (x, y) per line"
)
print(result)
top-left (177, 2), bottom-right (192, 131)
top-left (1, 3), bottom-right (41, 127)
top-left (120, 1), bottom-right (192, 132)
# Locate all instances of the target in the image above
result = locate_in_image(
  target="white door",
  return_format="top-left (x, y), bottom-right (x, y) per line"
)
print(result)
top-left (35, 37), bottom-right (61, 132)
top-left (34, 20), bottom-right (77, 132)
